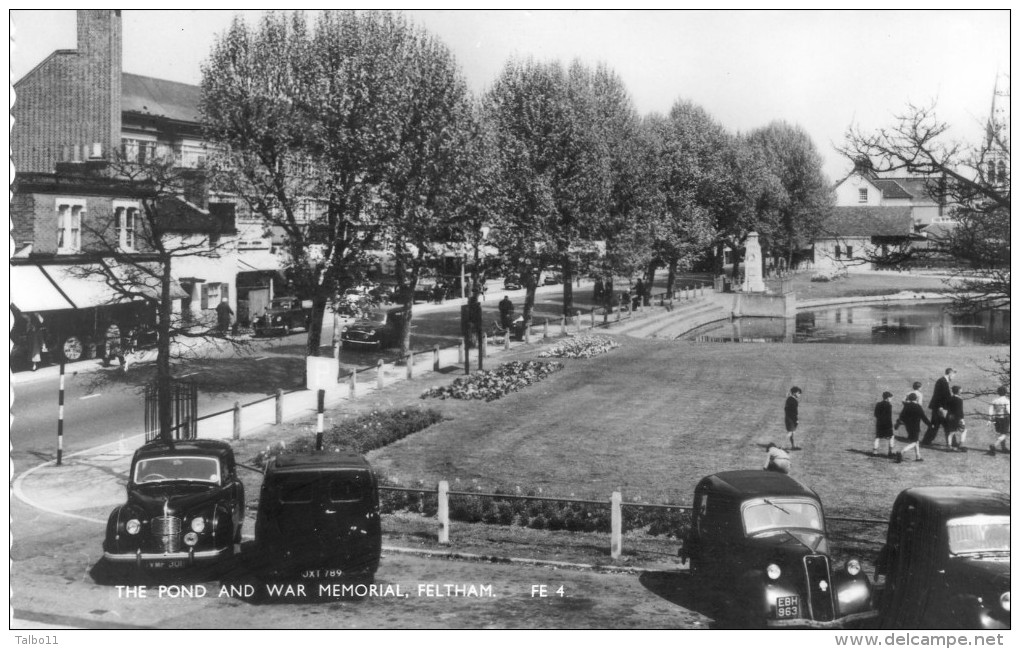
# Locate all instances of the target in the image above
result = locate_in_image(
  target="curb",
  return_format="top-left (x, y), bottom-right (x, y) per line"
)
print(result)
top-left (380, 544), bottom-right (668, 575)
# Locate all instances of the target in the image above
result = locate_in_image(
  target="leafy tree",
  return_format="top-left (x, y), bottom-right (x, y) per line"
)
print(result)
top-left (748, 121), bottom-right (832, 272)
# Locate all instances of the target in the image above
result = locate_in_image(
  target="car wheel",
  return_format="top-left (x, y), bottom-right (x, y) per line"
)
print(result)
top-left (60, 335), bottom-right (87, 363)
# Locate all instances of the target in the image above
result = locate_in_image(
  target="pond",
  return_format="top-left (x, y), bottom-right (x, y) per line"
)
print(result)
top-left (683, 302), bottom-right (1010, 346)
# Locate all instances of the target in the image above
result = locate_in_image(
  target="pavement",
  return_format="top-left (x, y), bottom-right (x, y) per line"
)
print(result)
top-left (13, 279), bottom-right (709, 531)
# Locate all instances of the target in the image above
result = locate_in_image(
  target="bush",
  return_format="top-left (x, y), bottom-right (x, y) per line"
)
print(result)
top-left (421, 360), bottom-right (564, 402)
top-left (253, 407), bottom-right (445, 467)
top-left (538, 335), bottom-right (619, 359)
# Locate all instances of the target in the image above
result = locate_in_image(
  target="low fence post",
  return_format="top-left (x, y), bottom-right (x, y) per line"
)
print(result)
top-left (433, 345), bottom-right (440, 372)
top-left (377, 359), bottom-right (385, 391)
top-left (275, 389), bottom-right (283, 425)
top-left (458, 340), bottom-right (465, 365)
top-left (315, 389), bottom-right (325, 450)
top-left (437, 480), bottom-right (450, 545)
top-left (543, 319), bottom-right (549, 339)
top-left (524, 323), bottom-right (531, 344)
top-left (232, 401), bottom-right (241, 441)
top-left (575, 311), bottom-right (582, 334)
top-left (560, 315), bottom-right (566, 336)
top-left (616, 306), bottom-right (621, 322)
top-left (504, 331), bottom-right (511, 351)
top-left (406, 353), bottom-right (414, 379)
top-left (349, 368), bottom-right (357, 399)
top-left (610, 490), bottom-right (622, 559)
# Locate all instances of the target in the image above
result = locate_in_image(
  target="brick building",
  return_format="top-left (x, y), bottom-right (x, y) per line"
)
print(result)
top-left (11, 10), bottom-right (281, 365)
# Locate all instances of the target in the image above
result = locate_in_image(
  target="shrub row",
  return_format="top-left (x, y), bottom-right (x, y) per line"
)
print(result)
top-left (252, 407), bottom-right (445, 467)
top-left (420, 360), bottom-right (564, 402)
top-left (538, 335), bottom-right (619, 359)
top-left (378, 479), bottom-right (691, 537)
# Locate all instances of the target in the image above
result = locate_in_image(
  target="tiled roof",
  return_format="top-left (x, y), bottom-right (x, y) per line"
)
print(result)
top-left (122, 73), bottom-right (202, 123)
top-left (819, 206), bottom-right (914, 237)
top-left (889, 177), bottom-right (939, 203)
top-left (871, 179), bottom-right (914, 200)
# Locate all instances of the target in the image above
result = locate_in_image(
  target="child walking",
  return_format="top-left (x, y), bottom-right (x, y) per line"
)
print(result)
top-left (894, 393), bottom-right (931, 462)
top-left (873, 391), bottom-right (896, 457)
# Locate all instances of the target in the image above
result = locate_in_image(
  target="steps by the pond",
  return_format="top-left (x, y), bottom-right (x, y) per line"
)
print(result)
top-left (609, 297), bottom-right (730, 340)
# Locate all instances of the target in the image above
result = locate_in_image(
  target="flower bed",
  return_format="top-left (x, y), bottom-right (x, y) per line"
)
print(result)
top-left (420, 360), bottom-right (564, 402)
top-left (252, 407), bottom-right (444, 466)
top-left (538, 334), bottom-right (619, 359)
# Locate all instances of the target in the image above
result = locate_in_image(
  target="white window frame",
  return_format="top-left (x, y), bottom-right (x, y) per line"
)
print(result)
top-left (858, 188), bottom-right (868, 203)
top-left (113, 200), bottom-right (140, 251)
top-left (56, 198), bottom-right (85, 254)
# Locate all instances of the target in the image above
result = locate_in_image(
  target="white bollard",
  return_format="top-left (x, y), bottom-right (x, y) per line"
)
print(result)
top-left (438, 480), bottom-right (450, 545)
top-left (610, 491), bottom-right (622, 559)
top-left (349, 368), bottom-right (357, 399)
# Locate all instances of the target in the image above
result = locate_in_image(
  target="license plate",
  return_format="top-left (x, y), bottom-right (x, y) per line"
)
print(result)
top-left (776, 595), bottom-right (800, 619)
top-left (300, 568), bottom-right (344, 579)
top-left (144, 559), bottom-right (186, 569)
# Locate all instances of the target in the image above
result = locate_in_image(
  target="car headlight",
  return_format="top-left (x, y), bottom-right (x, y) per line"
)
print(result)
top-left (184, 532), bottom-right (199, 546)
top-left (845, 559), bottom-right (862, 576)
top-left (125, 519), bottom-right (141, 535)
top-left (342, 326), bottom-right (349, 333)
top-left (274, 316), bottom-right (282, 323)
top-left (190, 517), bottom-right (206, 533)
top-left (1000, 592), bottom-right (1010, 612)
top-left (766, 563), bottom-right (781, 580)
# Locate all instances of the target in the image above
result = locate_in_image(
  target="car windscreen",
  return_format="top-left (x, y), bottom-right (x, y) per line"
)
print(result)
top-left (742, 498), bottom-right (823, 535)
top-left (364, 311), bottom-right (388, 323)
top-left (134, 456), bottom-right (221, 484)
top-left (947, 515), bottom-right (1010, 555)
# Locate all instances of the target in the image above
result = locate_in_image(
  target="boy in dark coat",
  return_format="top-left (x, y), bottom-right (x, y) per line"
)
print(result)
top-left (873, 391), bottom-right (896, 457)
top-left (945, 385), bottom-right (967, 451)
top-left (894, 393), bottom-right (931, 462)
top-left (785, 386), bottom-right (802, 450)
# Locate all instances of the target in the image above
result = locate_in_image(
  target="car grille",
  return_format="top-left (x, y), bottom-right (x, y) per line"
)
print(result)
top-left (803, 554), bottom-right (836, 621)
top-left (345, 331), bottom-right (374, 342)
top-left (152, 516), bottom-right (182, 553)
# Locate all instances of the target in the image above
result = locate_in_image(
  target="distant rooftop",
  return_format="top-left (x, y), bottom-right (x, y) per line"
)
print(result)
top-left (122, 72), bottom-right (202, 123)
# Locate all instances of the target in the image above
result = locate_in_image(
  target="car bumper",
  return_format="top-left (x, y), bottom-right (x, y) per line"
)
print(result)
top-left (767, 610), bottom-right (879, 629)
top-left (104, 546), bottom-right (230, 567)
top-left (341, 338), bottom-right (381, 348)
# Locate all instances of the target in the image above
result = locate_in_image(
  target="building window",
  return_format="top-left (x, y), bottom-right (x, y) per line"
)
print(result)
top-left (987, 161), bottom-right (997, 185)
top-left (200, 283), bottom-right (230, 310)
top-left (114, 203), bottom-right (139, 251)
top-left (122, 138), bottom-right (157, 163)
top-left (996, 161), bottom-right (1006, 185)
top-left (834, 244), bottom-right (841, 260)
top-left (858, 188), bottom-right (868, 203)
top-left (56, 200), bottom-right (84, 253)
top-left (845, 245), bottom-right (854, 259)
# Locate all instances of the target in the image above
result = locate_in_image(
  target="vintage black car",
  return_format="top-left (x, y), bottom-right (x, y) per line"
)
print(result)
top-left (679, 470), bottom-right (876, 628)
top-left (875, 486), bottom-right (1010, 630)
top-left (253, 296), bottom-right (310, 337)
top-left (503, 274), bottom-right (523, 291)
top-left (340, 305), bottom-right (409, 350)
top-left (103, 439), bottom-right (245, 570)
top-left (253, 453), bottom-right (381, 582)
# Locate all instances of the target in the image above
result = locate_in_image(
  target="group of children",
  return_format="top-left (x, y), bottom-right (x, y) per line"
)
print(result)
top-left (763, 377), bottom-right (1010, 474)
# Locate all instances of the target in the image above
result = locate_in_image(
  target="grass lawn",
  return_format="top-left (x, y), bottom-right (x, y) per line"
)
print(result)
top-left (779, 270), bottom-right (950, 301)
top-left (369, 338), bottom-right (1009, 519)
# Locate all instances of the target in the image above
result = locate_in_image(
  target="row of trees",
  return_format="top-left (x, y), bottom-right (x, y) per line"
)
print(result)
top-left (198, 10), bottom-right (834, 349)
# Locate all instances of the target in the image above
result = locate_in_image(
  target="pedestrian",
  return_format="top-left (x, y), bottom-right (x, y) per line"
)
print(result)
top-left (104, 322), bottom-right (124, 368)
top-left (433, 282), bottom-right (445, 305)
top-left (26, 313), bottom-right (44, 371)
top-left (763, 442), bottom-right (792, 474)
top-left (922, 368), bottom-right (955, 445)
top-left (216, 297), bottom-right (233, 334)
top-left (620, 289), bottom-right (631, 313)
top-left (945, 385), bottom-right (967, 451)
top-left (593, 277), bottom-right (604, 303)
top-left (894, 393), bottom-right (931, 462)
top-left (987, 386), bottom-right (1010, 455)
top-left (785, 386), bottom-right (802, 450)
top-left (904, 381), bottom-right (923, 406)
top-left (498, 295), bottom-right (515, 330)
top-left (873, 391), bottom-right (896, 457)
top-left (634, 277), bottom-right (645, 308)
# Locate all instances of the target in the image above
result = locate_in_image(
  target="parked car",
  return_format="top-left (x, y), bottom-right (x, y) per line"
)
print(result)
top-left (503, 274), bottom-right (523, 291)
top-left (253, 296), bottom-right (310, 337)
top-left (542, 268), bottom-right (563, 285)
top-left (340, 305), bottom-right (409, 350)
top-left (102, 439), bottom-right (245, 570)
top-left (679, 470), bottom-right (876, 628)
top-left (253, 452), bottom-right (381, 582)
top-left (874, 486), bottom-right (1010, 630)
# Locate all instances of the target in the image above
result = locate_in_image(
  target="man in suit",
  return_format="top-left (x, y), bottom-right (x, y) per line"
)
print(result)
top-left (921, 368), bottom-right (955, 446)
top-left (785, 386), bottom-right (802, 450)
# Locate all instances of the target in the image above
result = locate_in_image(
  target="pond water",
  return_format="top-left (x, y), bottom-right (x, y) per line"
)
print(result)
top-left (684, 302), bottom-right (1010, 346)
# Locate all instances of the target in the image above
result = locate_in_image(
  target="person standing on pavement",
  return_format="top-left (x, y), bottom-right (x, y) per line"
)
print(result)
top-left (785, 386), bottom-right (802, 450)
top-left (945, 385), bottom-right (967, 451)
top-left (763, 442), bottom-right (792, 474)
top-left (633, 277), bottom-right (645, 308)
top-left (498, 295), bottom-right (515, 330)
top-left (873, 391), bottom-right (896, 457)
top-left (26, 313), bottom-right (44, 371)
top-left (103, 322), bottom-right (125, 369)
top-left (216, 297), bottom-right (233, 334)
top-left (894, 393), bottom-right (931, 462)
top-left (922, 368), bottom-right (955, 446)
top-left (988, 386), bottom-right (1010, 455)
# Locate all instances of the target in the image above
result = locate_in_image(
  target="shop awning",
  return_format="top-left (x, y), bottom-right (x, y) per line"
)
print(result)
top-left (10, 262), bottom-right (186, 313)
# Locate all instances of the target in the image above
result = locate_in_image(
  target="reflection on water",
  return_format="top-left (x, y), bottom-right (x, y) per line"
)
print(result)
top-left (684, 303), bottom-right (1010, 346)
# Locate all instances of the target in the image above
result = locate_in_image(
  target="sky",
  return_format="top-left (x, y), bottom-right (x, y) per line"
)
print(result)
top-left (9, 7), bottom-right (1011, 182)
